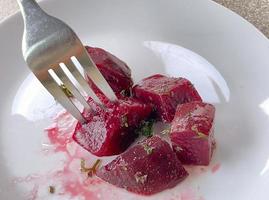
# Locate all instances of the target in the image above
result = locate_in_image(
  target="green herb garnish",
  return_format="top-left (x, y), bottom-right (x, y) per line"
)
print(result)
top-left (136, 119), bottom-right (155, 137)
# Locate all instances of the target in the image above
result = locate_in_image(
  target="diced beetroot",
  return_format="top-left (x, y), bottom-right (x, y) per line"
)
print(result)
top-left (96, 136), bottom-right (188, 195)
top-left (133, 74), bottom-right (202, 122)
top-left (72, 98), bottom-right (152, 156)
top-left (170, 102), bottom-right (215, 165)
top-left (86, 46), bottom-right (133, 98)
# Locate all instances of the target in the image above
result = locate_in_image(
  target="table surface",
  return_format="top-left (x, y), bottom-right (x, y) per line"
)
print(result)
top-left (0, 0), bottom-right (268, 38)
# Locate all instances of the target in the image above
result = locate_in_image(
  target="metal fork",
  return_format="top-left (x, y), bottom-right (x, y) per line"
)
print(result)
top-left (17, 0), bottom-right (117, 123)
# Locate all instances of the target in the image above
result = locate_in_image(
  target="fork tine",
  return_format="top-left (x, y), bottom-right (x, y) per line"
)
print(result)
top-left (53, 64), bottom-right (92, 110)
top-left (37, 70), bottom-right (86, 123)
top-left (76, 50), bottom-right (118, 101)
top-left (64, 59), bottom-right (102, 104)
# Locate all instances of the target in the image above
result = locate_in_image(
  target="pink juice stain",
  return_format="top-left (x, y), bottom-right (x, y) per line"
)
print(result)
top-left (13, 111), bottom-right (102, 200)
top-left (211, 163), bottom-right (221, 174)
top-left (184, 166), bottom-right (208, 177)
top-left (169, 188), bottom-right (205, 200)
top-left (13, 110), bottom-right (217, 200)
top-left (180, 189), bottom-right (197, 200)
top-left (28, 184), bottom-right (39, 200)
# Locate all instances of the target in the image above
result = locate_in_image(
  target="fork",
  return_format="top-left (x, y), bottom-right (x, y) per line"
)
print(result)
top-left (17, 0), bottom-right (118, 123)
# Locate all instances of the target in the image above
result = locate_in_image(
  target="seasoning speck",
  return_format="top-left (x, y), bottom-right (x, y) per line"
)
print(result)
top-left (49, 186), bottom-right (55, 194)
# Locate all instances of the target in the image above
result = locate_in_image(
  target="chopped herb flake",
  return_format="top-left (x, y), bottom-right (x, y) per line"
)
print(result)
top-left (191, 126), bottom-right (197, 132)
top-left (120, 90), bottom-right (129, 96)
top-left (160, 129), bottom-right (170, 135)
top-left (134, 172), bottom-right (148, 184)
top-left (121, 115), bottom-right (129, 128)
top-left (80, 158), bottom-right (101, 177)
top-left (120, 161), bottom-right (128, 171)
top-left (195, 132), bottom-right (207, 139)
top-left (186, 112), bottom-right (192, 118)
top-left (143, 144), bottom-right (154, 155)
top-left (60, 84), bottom-right (73, 97)
top-left (136, 119), bottom-right (155, 137)
top-left (175, 146), bottom-right (183, 152)
top-left (191, 126), bottom-right (207, 139)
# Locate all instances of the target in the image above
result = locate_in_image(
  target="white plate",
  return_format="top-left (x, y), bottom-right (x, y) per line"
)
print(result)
top-left (1, 0), bottom-right (269, 199)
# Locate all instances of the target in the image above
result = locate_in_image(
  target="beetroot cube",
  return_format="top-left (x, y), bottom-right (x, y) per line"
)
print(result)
top-left (86, 46), bottom-right (133, 98)
top-left (170, 102), bottom-right (215, 165)
top-left (133, 74), bottom-right (202, 122)
top-left (96, 136), bottom-right (188, 195)
top-left (72, 98), bottom-right (152, 156)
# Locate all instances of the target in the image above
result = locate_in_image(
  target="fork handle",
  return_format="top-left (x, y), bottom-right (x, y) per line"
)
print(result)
top-left (17, 0), bottom-right (46, 21)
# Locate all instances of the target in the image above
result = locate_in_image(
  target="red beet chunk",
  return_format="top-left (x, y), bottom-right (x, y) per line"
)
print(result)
top-left (170, 102), bottom-right (215, 165)
top-left (133, 74), bottom-right (202, 122)
top-left (86, 46), bottom-right (133, 98)
top-left (72, 98), bottom-right (152, 156)
top-left (96, 136), bottom-right (188, 195)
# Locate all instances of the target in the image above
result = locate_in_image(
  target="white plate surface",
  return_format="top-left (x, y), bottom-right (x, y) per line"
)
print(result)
top-left (1, 0), bottom-right (269, 199)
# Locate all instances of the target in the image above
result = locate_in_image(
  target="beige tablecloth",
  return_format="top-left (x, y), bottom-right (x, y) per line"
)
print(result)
top-left (0, 0), bottom-right (268, 38)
